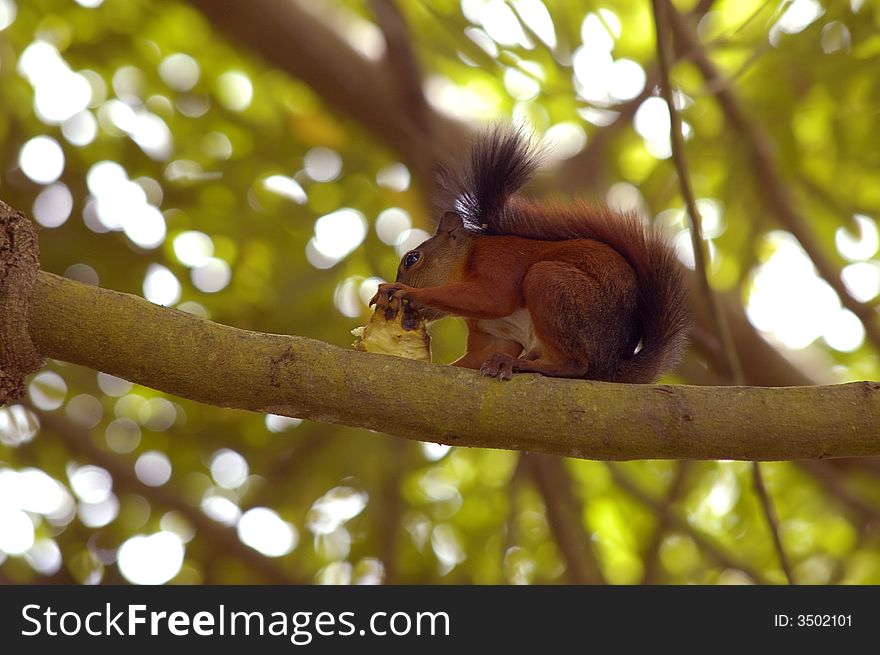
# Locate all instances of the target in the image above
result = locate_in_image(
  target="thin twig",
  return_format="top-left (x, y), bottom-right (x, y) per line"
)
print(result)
top-left (665, 4), bottom-right (880, 352)
top-left (653, 0), bottom-right (793, 584)
top-left (652, 0), bottom-right (743, 385)
top-left (525, 454), bottom-right (606, 584)
top-left (640, 461), bottom-right (692, 584)
top-left (606, 463), bottom-right (771, 583)
top-left (751, 464), bottom-right (797, 584)
top-left (502, 455), bottom-right (528, 567)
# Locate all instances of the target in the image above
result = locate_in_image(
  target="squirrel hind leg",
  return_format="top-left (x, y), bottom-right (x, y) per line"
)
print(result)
top-left (521, 260), bottom-right (635, 381)
top-left (453, 321), bottom-right (523, 369)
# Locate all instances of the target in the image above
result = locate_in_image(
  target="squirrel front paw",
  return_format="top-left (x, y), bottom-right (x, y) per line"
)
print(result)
top-left (370, 283), bottom-right (418, 318)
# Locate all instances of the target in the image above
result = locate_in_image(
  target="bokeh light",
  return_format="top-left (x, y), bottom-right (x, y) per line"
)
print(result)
top-left (209, 449), bottom-right (249, 489)
top-left (306, 208), bottom-right (368, 269)
top-left (238, 508), bottom-right (297, 557)
top-left (19, 136), bottom-right (65, 184)
top-left (264, 414), bottom-right (303, 433)
top-left (117, 532), bottom-right (185, 584)
top-left (307, 486), bottom-right (368, 536)
top-left (143, 264), bottom-right (182, 306)
top-left (135, 451), bottom-right (173, 487)
top-left (217, 71), bottom-right (253, 111)
top-left (159, 53), bottom-right (201, 92)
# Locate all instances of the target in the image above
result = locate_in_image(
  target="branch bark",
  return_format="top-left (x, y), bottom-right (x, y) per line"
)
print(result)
top-left (13, 270), bottom-right (880, 461)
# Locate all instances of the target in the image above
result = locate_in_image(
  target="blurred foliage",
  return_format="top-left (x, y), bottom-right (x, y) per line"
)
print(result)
top-left (2, 0), bottom-right (880, 585)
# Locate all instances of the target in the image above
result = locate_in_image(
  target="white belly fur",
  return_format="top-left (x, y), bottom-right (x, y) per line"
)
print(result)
top-left (476, 308), bottom-right (542, 356)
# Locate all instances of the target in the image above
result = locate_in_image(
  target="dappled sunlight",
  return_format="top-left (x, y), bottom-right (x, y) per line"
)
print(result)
top-left (238, 507), bottom-right (298, 557)
top-left (86, 161), bottom-right (166, 248)
top-left (307, 208), bottom-right (368, 269)
top-left (0, 0), bottom-right (879, 589)
top-left (746, 231), bottom-right (865, 352)
top-left (191, 257), bottom-right (232, 293)
top-left (307, 486), bottom-right (368, 536)
top-left (463, 0), bottom-right (532, 49)
top-left (216, 70), bottom-right (253, 112)
top-left (32, 182), bottom-right (73, 228)
top-left (769, 0), bottom-right (825, 46)
top-left (201, 491), bottom-right (241, 526)
top-left (78, 494), bottom-right (119, 528)
top-left (264, 414), bottom-right (303, 433)
top-left (28, 371), bottom-right (67, 410)
top-left (135, 451), bottom-right (172, 487)
top-left (634, 97), bottom-right (691, 160)
top-left (143, 264), bottom-right (182, 306)
top-left (117, 531), bottom-right (184, 584)
top-left (836, 214), bottom-right (878, 261)
top-left (263, 175), bottom-right (308, 204)
top-left (542, 122), bottom-right (587, 160)
top-left (375, 207), bottom-right (412, 246)
top-left (304, 147), bottom-right (343, 183)
top-left (19, 136), bottom-right (64, 184)
top-left (210, 449), bottom-right (249, 489)
top-left (159, 53), bottom-right (200, 92)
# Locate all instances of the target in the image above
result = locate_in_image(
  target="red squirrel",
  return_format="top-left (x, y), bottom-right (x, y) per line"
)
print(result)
top-left (371, 127), bottom-right (689, 382)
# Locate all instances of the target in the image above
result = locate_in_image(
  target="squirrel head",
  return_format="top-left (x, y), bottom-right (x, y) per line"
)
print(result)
top-left (395, 211), bottom-right (475, 295)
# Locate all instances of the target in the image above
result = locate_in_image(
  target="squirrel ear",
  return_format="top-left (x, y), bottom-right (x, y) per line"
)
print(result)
top-left (437, 211), bottom-right (464, 234)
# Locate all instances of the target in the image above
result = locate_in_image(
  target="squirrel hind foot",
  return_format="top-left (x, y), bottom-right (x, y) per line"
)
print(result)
top-left (480, 352), bottom-right (590, 380)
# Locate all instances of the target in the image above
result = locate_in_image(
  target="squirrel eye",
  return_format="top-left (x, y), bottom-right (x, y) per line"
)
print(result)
top-left (403, 251), bottom-right (421, 269)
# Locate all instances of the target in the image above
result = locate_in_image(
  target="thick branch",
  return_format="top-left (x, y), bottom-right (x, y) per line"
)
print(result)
top-left (19, 271), bottom-right (880, 461)
top-left (0, 201), bottom-right (44, 403)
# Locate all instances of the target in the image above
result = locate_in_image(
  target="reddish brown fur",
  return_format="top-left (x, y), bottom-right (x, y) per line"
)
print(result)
top-left (373, 128), bottom-right (689, 383)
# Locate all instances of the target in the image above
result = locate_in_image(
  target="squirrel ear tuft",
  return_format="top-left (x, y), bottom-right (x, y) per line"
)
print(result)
top-left (437, 211), bottom-right (464, 234)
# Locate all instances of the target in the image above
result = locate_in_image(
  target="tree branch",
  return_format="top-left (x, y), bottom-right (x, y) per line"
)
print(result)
top-left (524, 454), bottom-right (605, 584)
top-left (606, 463), bottom-right (771, 583)
top-left (369, 0), bottom-right (432, 134)
top-left (640, 461), bottom-right (691, 584)
top-left (654, 0), bottom-right (791, 584)
top-left (652, 0), bottom-right (743, 385)
top-left (9, 270), bottom-right (879, 461)
top-left (750, 463), bottom-right (796, 584)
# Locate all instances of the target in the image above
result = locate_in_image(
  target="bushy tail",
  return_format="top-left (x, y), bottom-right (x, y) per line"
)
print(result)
top-left (436, 125), bottom-right (541, 232)
top-left (437, 127), bottom-right (689, 383)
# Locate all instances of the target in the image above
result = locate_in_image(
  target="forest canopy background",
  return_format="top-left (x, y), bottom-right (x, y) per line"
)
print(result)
top-left (2, 0), bottom-right (880, 585)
